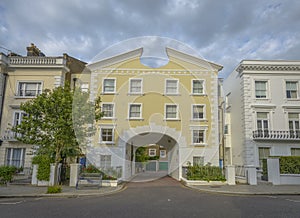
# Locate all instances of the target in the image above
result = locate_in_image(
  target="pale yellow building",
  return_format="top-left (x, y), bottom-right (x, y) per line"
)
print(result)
top-left (0, 44), bottom-right (86, 174)
top-left (80, 47), bottom-right (223, 180)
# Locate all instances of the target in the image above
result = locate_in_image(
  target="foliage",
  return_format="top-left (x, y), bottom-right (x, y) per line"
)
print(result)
top-left (0, 166), bottom-right (17, 184)
top-left (186, 164), bottom-right (226, 182)
top-left (135, 147), bottom-right (148, 163)
top-left (47, 185), bottom-right (62, 194)
top-left (32, 155), bottom-right (53, 181)
top-left (280, 156), bottom-right (300, 174)
top-left (12, 83), bottom-right (102, 184)
top-left (82, 165), bottom-right (117, 180)
top-left (83, 164), bottom-right (101, 173)
top-left (148, 155), bottom-right (159, 161)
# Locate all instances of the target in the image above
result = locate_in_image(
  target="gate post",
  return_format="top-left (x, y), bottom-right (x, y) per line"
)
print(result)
top-left (70, 164), bottom-right (80, 187)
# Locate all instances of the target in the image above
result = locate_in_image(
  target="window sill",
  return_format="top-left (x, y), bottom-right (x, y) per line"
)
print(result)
top-left (163, 93), bottom-right (181, 96)
top-left (285, 98), bottom-right (300, 101)
top-left (14, 96), bottom-right (37, 99)
top-left (164, 119), bottom-right (181, 121)
top-left (192, 143), bottom-right (207, 147)
top-left (190, 119), bottom-right (208, 122)
top-left (102, 117), bottom-right (117, 120)
top-left (101, 92), bottom-right (118, 95)
top-left (190, 93), bottom-right (207, 96)
top-left (99, 142), bottom-right (115, 145)
top-left (127, 93), bottom-right (145, 96)
top-left (127, 118), bottom-right (144, 121)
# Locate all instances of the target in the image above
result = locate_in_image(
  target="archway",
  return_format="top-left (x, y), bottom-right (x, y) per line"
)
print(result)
top-left (118, 123), bottom-right (187, 181)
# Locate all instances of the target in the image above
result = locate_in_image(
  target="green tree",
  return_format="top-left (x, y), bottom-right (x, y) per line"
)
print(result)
top-left (135, 147), bottom-right (149, 163)
top-left (12, 83), bottom-right (102, 183)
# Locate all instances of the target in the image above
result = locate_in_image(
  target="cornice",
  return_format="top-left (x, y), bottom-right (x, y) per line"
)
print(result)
top-left (237, 60), bottom-right (300, 73)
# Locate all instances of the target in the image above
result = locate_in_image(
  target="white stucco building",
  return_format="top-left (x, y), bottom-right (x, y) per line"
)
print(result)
top-left (223, 60), bottom-right (300, 172)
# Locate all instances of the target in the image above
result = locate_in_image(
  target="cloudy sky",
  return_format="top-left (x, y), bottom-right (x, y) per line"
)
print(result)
top-left (1, 0), bottom-right (300, 78)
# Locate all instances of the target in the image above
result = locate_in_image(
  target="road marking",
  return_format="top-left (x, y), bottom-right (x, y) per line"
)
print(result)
top-left (285, 199), bottom-right (300, 203)
top-left (0, 200), bottom-right (24, 205)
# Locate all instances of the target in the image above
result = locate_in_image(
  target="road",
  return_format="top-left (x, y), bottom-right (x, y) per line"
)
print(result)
top-left (1, 176), bottom-right (300, 218)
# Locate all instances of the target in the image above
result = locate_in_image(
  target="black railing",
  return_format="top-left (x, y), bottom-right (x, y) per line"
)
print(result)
top-left (253, 130), bottom-right (300, 140)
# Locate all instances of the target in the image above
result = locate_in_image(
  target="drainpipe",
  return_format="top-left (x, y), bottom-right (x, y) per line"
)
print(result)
top-left (0, 73), bottom-right (8, 127)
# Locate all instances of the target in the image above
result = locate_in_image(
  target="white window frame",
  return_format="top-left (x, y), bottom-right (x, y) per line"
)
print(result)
top-left (165, 79), bottom-right (179, 95)
top-left (100, 154), bottom-right (111, 169)
top-left (6, 148), bottom-right (26, 168)
top-left (191, 104), bottom-right (206, 120)
top-left (16, 81), bottom-right (43, 97)
top-left (191, 79), bottom-right (205, 95)
top-left (285, 81), bottom-right (299, 99)
top-left (190, 126), bottom-right (208, 146)
top-left (101, 103), bottom-right (115, 119)
top-left (80, 83), bottom-right (89, 92)
top-left (254, 80), bottom-right (268, 99)
top-left (160, 150), bottom-right (167, 158)
top-left (149, 149), bottom-right (156, 157)
top-left (291, 148), bottom-right (300, 156)
top-left (129, 78), bottom-right (143, 95)
top-left (13, 111), bottom-right (27, 127)
top-left (193, 156), bottom-right (204, 166)
top-left (99, 125), bottom-right (115, 144)
top-left (258, 147), bottom-right (270, 168)
top-left (165, 104), bottom-right (179, 120)
top-left (102, 78), bottom-right (116, 94)
top-left (128, 103), bottom-right (142, 120)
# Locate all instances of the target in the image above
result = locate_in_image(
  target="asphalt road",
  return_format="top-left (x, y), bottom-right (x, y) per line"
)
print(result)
top-left (1, 177), bottom-right (300, 218)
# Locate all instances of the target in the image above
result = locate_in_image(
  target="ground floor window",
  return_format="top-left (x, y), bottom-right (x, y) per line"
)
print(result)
top-left (291, 148), bottom-right (300, 156)
top-left (6, 148), bottom-right (25, 168)
top-left (258, 147), bottom-right (270, 168)
top-left (100, 155), bottom-right (111, 169)
top-left (160, 150), bottom-right (166, 158)
top-left (193, 156), bottom-right (204, 166)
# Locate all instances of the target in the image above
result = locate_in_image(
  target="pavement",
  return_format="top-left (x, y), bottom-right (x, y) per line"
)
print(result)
top-left (1, 172), bottom-right (300, 198)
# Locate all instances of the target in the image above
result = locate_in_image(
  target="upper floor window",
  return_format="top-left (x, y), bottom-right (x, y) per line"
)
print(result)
top-left (255, 81), bottom-right (267, 99)
top-left (165, 104), bottom-right (178, 120)
top-left (103, 78), bottom-right (116, 94)
top-left (129, 79), bottom-right (142, 94)
top-left (256, 112), bottom-right (269, 137)
top-left (100, 127), bottom-right (114, 144)
top-left (102, 103), bottom-right (114, 119)
top-left (149, 149), bottom-right (156, 157)
top-left (192, 129), bottom-right (205, 144)
top-left (192, 105), bottom-right (205, 120)
top-left (192, 80), bottom-right (204, 95)
top-left (13, 111), bottom-right (27, 126)
top-left (129, 104), bottom-right (142, 119)
top-left (288, 113), bottom-right (299, 138)
top-left (286, 81), bottom-right (298, 99)
top-left (17, 82), bottom-right (42, 97)
top-left (165, 79), bottom-right (179, 95)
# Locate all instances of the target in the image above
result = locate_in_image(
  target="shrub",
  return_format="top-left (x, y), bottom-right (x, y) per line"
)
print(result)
top-left (83, 164), bottom-right (101, 173)
top-left (47, 185), bottom-right (62, 194)
top-left (280, 156), bottom-right (300, 174)
top-left (32, 155), bottom-right (53, 181)
top-left (186, 165), bottom-right (225, 181)
top-left (0, 166), bottom-right (17, 184)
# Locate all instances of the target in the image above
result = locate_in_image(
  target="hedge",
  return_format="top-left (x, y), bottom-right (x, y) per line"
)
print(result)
top-left (280, 156), bottom-right (300, 174)
top-left (186, 165), bottom-right (225, 181)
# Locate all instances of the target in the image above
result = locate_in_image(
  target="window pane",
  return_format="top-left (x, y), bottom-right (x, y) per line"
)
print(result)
top-left (130, 105), bottom-right (141, 118)
top-left (130, 79), bottom-right (142, 93)
top-left (291, 148), bottom-right (300, 156)
top-left (103, 79), bottom-right (115, 92)
top-left (166, 80), bottom-right (178, 94)
top-left (193, 156), bottom-right (204, 166)
top-left (193, 80), bottom-right (203, 94)
top-left (257, 112), bottom-right (268, 119)
top-left (193, 130), bottom-right (204, 143)
top-left (193, 105), bottom-right (204, 119)
top-left (288, 113), bottom-right (299, 119)
top-left (166, 105), bottom-right (177, 118)
top-left (103, 104), bottom-right (113, 118)
top-left (255, 81), bottom-right (267, 98)
top-left (101, 128), bottom-right (113, 142)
